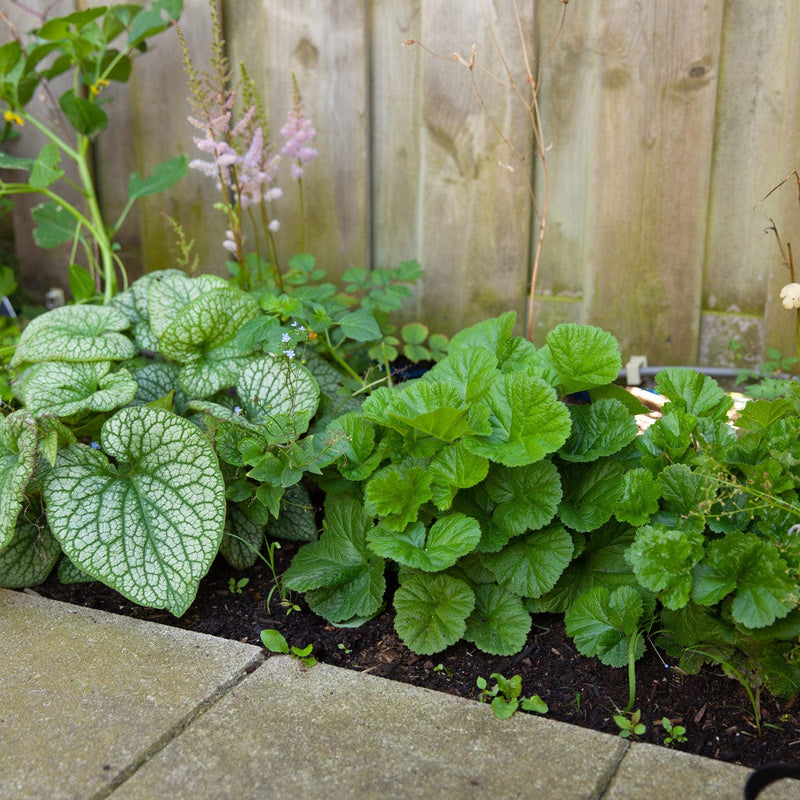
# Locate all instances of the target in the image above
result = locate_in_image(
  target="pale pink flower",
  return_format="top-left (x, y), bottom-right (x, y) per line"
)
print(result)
top-left (280, 91), bottom-right (317, 181)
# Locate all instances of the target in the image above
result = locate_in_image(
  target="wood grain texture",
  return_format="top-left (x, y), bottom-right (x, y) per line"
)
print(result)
top-left (409, 0), bottom-right (533, 336)
top-left (224, 0), bottom-right (369, 283)
top-left (128, 0), bottom-right (226, 276)
top-left (533, 0), bottom-right (595, 343)
top-left (703, 0), bottom-right (800, 365)
top-left (6, 1), bottom-right (800, 366)
top-left (371, 0), bottom-right (424, 319)
top-left (577, 1), bottom-right (724, 364)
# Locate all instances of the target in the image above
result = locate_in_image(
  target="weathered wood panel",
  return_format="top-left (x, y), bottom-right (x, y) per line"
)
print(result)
top-left (533, 0), bottom-right (598, 343)
top-left (224, 0), bottom-right (369, 283)
top-left (371, 0), bottom-right (424, 319)
top-left (701, 0), bottom-right (800, 368)
top-left (5, 0), bottom-right (800, 367)
top-left (126, 0), bottom-right (226, 277)
top-left (405, 0), bottom-right (534, 336)
top-left (572, 2), bottom-right (724, 365)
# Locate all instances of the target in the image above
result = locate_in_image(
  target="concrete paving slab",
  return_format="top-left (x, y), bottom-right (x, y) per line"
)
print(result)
top-left (0, 589), bottom-right (263, 800)
top-left (110, 656), bottom-right (629, 800)
top-left (604, 741), bottom-right (798, 800)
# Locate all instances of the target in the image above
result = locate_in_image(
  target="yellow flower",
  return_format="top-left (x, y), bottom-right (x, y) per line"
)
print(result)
top-left (780, 283), bottom-right (800, 309)
top-left (90, 78), bottom-right (110, 96)
top-left (3, 110), bottom-right (24, 126)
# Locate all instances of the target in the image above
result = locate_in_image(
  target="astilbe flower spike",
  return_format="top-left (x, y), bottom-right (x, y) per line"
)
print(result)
top-left (280, 73), bottom-right (317, 181)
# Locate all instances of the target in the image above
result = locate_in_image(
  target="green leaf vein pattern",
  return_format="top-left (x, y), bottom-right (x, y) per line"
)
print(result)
top-left (42, 406), bottom-right (225, 615)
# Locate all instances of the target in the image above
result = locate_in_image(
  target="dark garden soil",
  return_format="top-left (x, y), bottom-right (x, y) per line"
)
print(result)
top-left (26, 541), bottom-right (800, 771)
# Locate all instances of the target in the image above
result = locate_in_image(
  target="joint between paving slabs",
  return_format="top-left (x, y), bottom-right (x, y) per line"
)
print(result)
top-left (597, 739), bottom-right (632, 800)
top-left (87, 651), bottom-right (268, 800)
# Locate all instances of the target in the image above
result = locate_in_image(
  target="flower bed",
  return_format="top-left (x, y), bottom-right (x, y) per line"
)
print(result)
top-left (2, 2), bottom-right (800, 773)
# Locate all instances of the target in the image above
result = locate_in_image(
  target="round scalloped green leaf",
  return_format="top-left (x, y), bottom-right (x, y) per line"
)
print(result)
top-left (367, 513), bottom-right (481, 572)
top-left (282, 498), bottom-right (385, 623)
top-left (238, 355), bottom-right (320, 431)
top-left (485, 460), bottom-right (562, 537)
top-left (626, 525), bottom-right (704, 610)
top-left (655, 367), bottom-right (733, 421)
top-left (559, 398), bottom-right (638, 462)
top-left (464, 584), bottom-right (532, 655)
top-left (393, 572), bottom-right (475, 654)
top-left (558, 458), bottom-right (626, 533)
top-left (19, 362), bottom-right (137, 418)
top-left (11, 305), bottom-right (134, 366)
top-left (364, 463), bottom-right (432, 531)
top-left (564, 585), bottom-right (645, 667)
top-left (481, 525), bottom-right (574, 598)
top-left (0, 410), bottom-right (39, 549)
top-left (0, 517), bottom-right (60, 587)
top-left (546, 323), bottom-right (622, 394)
top-left (465, 371), bottom-right (571, 467)
top-left (42, 406), bottom-right (226, 615)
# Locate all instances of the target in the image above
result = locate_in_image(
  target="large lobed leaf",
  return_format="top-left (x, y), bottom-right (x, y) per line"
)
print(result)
top-left (282, 499), bottom-right (385, 624)
top-left (393, 572), bottom-right (475, 654)
top-left (546, 324), bottom-right (622, 395)
top-left (564, 585), bottom-right (645, 668)
top-left (464, 370), bottom-right (571, 467)
top-left (367, 513), bottom-right (481, 572)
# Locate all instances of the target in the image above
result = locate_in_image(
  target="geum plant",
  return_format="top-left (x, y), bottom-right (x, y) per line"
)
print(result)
top-left (0, 1), bottom-right (188, 302)
top-left (282, 312), bottom-right (800, 708)
top-left (282, 313), bottom-right (638, 654)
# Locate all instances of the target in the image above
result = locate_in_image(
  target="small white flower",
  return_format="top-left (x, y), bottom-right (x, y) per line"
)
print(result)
top-left (234, 406), bottom-right (243, 415)
top-left (284, 349), bottom-right (296, 360)
top-left (291, 321), bottom-right (298, 327)
top-left (281, 333), bottom-right (291, 343)
top-left (781, 283), bottom-right (800, 309)
top-left (298, 325), bottom-right (306, 332)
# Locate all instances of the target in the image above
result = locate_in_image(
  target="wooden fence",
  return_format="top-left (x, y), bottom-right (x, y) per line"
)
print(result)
top-left (3, 0), bottom-right (800, 368)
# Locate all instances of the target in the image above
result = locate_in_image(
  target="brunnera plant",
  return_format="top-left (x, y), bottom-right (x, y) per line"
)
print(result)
top-left (0, 270), bottom-right (332, 614)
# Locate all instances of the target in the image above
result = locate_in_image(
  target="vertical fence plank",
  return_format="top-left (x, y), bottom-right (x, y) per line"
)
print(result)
top-left (407, 0), bottom-right (533, 336)
top-left (224, 0), bottom-right (369, 284)
top-left (702, 1), bottom-right (800, 368)
top-left (580, 1), bottom-right (723, 365)
top-left (371, 0), bottom-right (424, 319)
top-left (533, 1), bottom-right (596, 343)
top-left (125, 0), bottom-right (227, 277)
